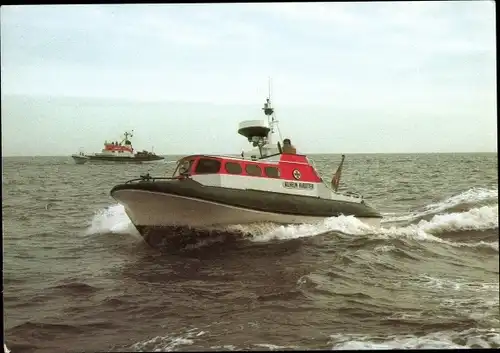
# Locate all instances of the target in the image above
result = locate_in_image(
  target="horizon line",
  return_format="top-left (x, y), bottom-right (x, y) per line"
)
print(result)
top-left (2, 151), bottom-right (497, 158)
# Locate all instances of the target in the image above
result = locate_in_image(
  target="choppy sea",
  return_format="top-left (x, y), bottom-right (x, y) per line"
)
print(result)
top-left (2, 153), bottom-right (499, 352)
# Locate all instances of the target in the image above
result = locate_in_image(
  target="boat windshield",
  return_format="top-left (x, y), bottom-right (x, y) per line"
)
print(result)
top-left (172, 158), bottom-right (194, 177)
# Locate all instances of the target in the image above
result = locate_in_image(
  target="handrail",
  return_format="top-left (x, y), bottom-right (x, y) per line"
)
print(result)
top-left (342, 190), bottom-right (363, 199)
top-left (308, 157), bottom-right (317, 170)
top-left (125, 174), bottom-right (178, 184)
top-left (258, 152), bottom-right (282, 160)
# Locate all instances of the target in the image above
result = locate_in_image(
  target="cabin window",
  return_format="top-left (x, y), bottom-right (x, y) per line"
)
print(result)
top-left (245, 164), bottom-right (262, 176)
top-left (264, 166), bottom-right (280, 178)
top-left (194, 158), bottom-right (221, 174)
top-left (225, 162), bottom-right (243, 175)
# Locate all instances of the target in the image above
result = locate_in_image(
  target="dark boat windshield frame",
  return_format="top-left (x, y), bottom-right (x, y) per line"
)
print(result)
top-left (173, 156), bottom-right (204, 177)
top-left (172, 156), bottom-right (225, 177)
top-left (172, 158), bottom-right (191, 177)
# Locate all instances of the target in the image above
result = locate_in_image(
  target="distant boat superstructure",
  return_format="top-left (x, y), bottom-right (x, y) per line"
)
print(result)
top-left (71, 131), bottom-right (164, 164)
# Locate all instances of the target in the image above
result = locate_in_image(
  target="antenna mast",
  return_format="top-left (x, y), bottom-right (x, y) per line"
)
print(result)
top-left (268, 76), bottom-right (272, 101)
top-left (263, 77), bottom-right (278, 137)
top-left (238, 77), bottom-right (282, 158)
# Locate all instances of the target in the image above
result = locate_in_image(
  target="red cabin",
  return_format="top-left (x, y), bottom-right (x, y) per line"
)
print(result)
top-left (174, 153), bottom-right (322, 184)
top-left (104, 143), bottom-right (133, 153)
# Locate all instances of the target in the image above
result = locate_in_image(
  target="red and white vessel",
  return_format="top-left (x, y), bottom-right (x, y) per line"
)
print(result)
top-left (71, 131), bottom-right (164, 164)
top-left (110, 89), bottom-right (382, 246)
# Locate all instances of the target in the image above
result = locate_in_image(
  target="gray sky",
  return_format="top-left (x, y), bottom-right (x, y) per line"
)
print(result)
top-left (1, 2), bottom-right (497, 156)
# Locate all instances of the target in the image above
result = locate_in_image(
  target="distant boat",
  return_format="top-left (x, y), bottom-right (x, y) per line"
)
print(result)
top-left (71, 131), bottom-right (164, 164)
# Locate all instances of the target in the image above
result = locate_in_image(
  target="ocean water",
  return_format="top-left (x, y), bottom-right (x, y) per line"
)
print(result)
top-left (2, 153), bottom-right (499, 352)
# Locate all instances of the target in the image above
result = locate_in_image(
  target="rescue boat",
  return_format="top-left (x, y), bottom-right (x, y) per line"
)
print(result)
top-left (71, 131), bottom-right (164, 164)
top-left (110, 89), bottom-right (382, 246)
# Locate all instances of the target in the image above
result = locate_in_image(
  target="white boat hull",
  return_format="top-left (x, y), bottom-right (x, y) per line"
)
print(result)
top-left (112, 189), bottom-right (382, 231)
top-left (83, 158), bottom-right (165, 164)
top-left (71, 155), bottom-right (164, 164)
top-left (71, 154), bottom-right (89, 164)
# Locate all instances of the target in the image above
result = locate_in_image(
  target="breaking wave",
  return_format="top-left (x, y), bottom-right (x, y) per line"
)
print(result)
top-left (382, 187), bottom-right (498, 224)
top-left (86, 187), bottom-right (498, 252)
top-left (233, 204), bottom-right (498, 251)
top-left (127, 326), bottom-right (500, 351)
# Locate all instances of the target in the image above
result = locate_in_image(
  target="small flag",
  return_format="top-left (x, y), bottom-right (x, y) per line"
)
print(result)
top-left (331, 154), bottom-right (345, 192)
